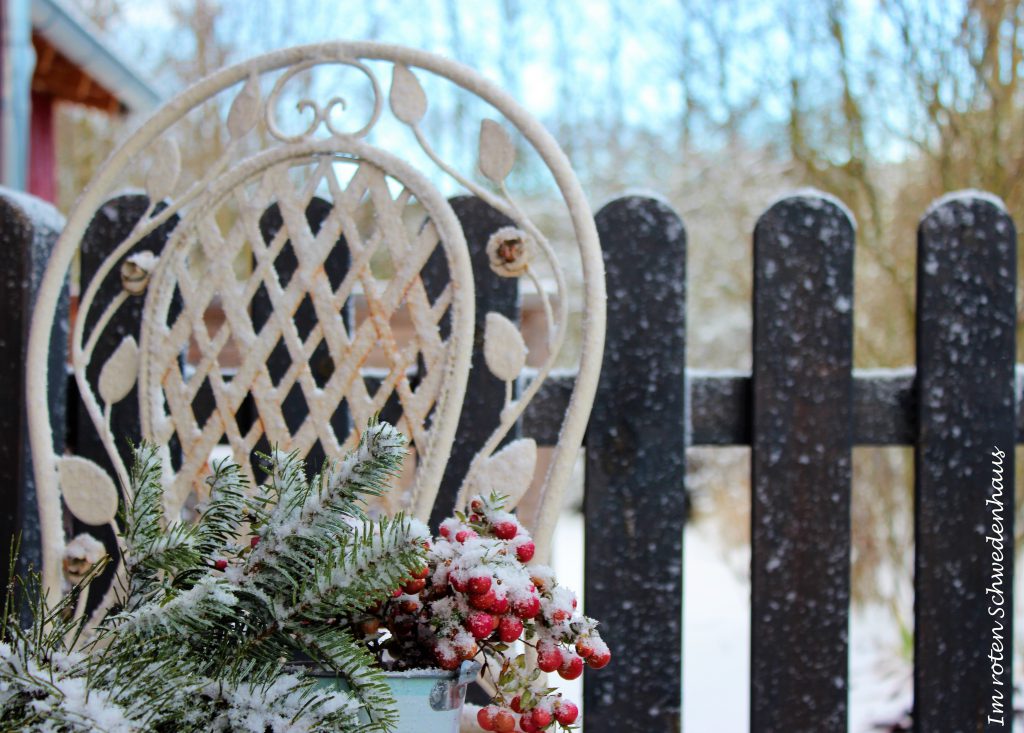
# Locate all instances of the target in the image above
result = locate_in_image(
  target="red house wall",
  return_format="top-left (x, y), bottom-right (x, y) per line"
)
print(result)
top-left (27, 91), bottom-right (55, 203)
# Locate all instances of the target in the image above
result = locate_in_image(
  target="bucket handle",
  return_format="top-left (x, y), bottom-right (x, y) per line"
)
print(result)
top-left (429, 660), bottom-right (482, 711)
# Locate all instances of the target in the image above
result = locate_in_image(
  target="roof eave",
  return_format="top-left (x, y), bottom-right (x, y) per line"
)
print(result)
top-left (31, 0), bottom-right (160, 113)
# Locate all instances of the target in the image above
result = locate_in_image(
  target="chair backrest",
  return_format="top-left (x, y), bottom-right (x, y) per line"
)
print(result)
top-left (26, 42), bottom-right (605, 617)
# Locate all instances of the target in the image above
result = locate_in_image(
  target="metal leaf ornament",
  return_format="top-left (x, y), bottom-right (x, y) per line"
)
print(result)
top-left (390, 64), bottom-right (427, 125)
top-left (479, 119), bottom-right (515, 183)
top-left (57, 456), bottom-right (119, 526)
top-left (468, 438), bottom-right (537, 510)
top-left (227, 73), bottom-right (261, 139)
top-left (145, 138), bottom-right (180, 203)
top-left (483, 312), bottom-right (527, 382)
top-left (98, 336), bottom-right (139, 406)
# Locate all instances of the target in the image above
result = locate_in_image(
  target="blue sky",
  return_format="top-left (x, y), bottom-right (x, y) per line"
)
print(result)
top-left (98, 0), bottom-right (936, 189)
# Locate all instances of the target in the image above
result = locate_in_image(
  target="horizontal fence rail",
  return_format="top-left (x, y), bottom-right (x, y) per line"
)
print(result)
top-left (73, 366), bottom-right (1024, 447)
top-left (3, 186), bottom-right (1019, 733)
top-left (528, 366), bottom-right (1024, 446)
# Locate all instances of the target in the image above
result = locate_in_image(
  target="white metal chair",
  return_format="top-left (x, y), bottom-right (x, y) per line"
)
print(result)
top-left (26, 42), bottom-right (605, 621)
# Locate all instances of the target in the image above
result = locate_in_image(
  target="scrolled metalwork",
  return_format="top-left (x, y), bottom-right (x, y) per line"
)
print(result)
top-left (26, 42), bottom-right (606, 625)
top-left (264, 58), bottom-right (383, 141)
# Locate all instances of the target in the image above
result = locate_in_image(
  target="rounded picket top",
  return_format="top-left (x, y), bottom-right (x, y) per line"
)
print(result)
top-left (756, 188), bottom-right (857, 244)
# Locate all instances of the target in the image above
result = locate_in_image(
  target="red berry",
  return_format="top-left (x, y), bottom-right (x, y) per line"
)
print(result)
top-left (477, 706), bottom-right (496, 731)
top-left (455, 529), bottom-right (478, 543)
top-left (250, 536), bottom-right (260, 547)
top-left (470, 589), bottom-right (497, 611)
top-left (468, 575), bottom-right (492, 596)
top-left (515, 541), bottom-right (535, 563)
top-left (494, 521), bottom-right (518, 540)
top-left (454, 639), bottom-right (479, 660)
top-left (403, 577), bottom-right (427, 594)
top-left (530, 707), bottom-right (553, 728)
top-left (558, 654), bottom-right (585, 680)
top-left (519, 715), bottom-right (539, 732)
top-left (469, 513), bottom-right (481, 523)
top-left (213, 559), bottom-right (228, 571)
top-left (537, 645), bottom-right (563, 673)
top-left (435, 648), bottom-right (460, 670)
top-left (510, 696), bottom-right (522, 714)
top-left (550, 609), bottom-right (571, 623)
top-left (554, 700), bottom-right (578, 725)
top-left (449, 573), bottom-right (467, 593)
top-left (588, 647), bottom-right (611, 669)
top-left (411, 564), bottom-right (430, 580)
top-left (391, 588), bottom-right (403, 598)
top-left (466, 612), bottom-right (497, 640)
top-left (498, 615), bottom-right (524, 643)
top-left (512, 594), bottom-right (541, 620)
top-left (575, 638), bottom-right (596, 658)
top-left (470, 498), bottom-right (485, 513)
top-left (406, 577), bottom-right (427, 593)
top-left (490, 594), bottom-right (510, 614)
top-left (439, 525), bottom-right (452, 539)
top-left (493, 710), bottom-right (516, 732)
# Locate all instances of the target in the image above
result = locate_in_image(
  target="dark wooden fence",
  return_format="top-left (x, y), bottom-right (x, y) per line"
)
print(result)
top-left (1, 186), bottom-right (1018, 733)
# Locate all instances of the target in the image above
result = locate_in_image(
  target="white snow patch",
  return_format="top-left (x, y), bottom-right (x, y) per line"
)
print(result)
top-left (925, 189), bottom-right (1008, 217)
top-left (0, 185), bottom-right (65, 231)
top-left (765, 187), bottom-right (858, 230)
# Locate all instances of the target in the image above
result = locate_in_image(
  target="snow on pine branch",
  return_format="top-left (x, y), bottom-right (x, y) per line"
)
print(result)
top-left (2, 419), bottom-right (428, 732)
top-left (193, 673), bottom-right (363, 733)
top-left (112, 575), bottom-right (239, 636)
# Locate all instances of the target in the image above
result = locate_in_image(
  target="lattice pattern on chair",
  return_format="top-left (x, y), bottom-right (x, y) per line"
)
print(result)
top-left (26, 43), bottom-right (606, 621)
top-left (142, 154), bottom-right (461, 514)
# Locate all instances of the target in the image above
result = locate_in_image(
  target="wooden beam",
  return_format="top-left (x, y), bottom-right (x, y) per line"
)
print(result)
top-left (30, 32), bottom-right (120, 111)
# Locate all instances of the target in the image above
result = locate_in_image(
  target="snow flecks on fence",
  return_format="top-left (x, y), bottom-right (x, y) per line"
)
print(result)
top-left (584, 196), bottom-right (688, 731)
top-left (530, 366), bottom-right (921, 447)
top-left (751, 193), bottom-right (856, 732)
top-left (914, 193), bottom-right (1016, 732)
top-left (2, 186), bottom-right (1021, 733)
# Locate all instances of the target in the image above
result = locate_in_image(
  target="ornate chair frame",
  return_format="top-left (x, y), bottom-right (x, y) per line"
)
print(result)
top-left (25, 42), bottom-right (605, 619)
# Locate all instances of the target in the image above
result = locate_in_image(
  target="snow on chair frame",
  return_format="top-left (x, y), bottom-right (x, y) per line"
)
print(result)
top-left (25, 42), bottom-right (606, 621)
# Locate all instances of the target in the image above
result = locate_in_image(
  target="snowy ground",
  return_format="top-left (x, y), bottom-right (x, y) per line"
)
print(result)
top-left (547, 510), bottom-right (1023, 732)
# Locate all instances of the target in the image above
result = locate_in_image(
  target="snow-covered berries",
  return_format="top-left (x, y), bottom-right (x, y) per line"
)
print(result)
top-left (356, 491), bottom-right (610, 731)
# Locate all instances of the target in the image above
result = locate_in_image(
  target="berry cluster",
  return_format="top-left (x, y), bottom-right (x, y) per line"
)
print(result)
top-left (359, 493), bottom-right (610, 731)
top-left (477, 694), bottom-right (578, 732)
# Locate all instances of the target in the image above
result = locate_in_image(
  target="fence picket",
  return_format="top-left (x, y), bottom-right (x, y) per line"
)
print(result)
top-left (584, 196), bottom-right (687, 732)
top-left (914, 192), bottom-right (1016, 732)
top-left (0, 190), bottom-right (66, 597)
top-left (750, 192), bottom-right (855, 732)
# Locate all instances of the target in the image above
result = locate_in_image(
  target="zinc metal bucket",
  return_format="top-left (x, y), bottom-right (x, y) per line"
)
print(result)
top-left (302, 660), bottom-right (480, 733)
